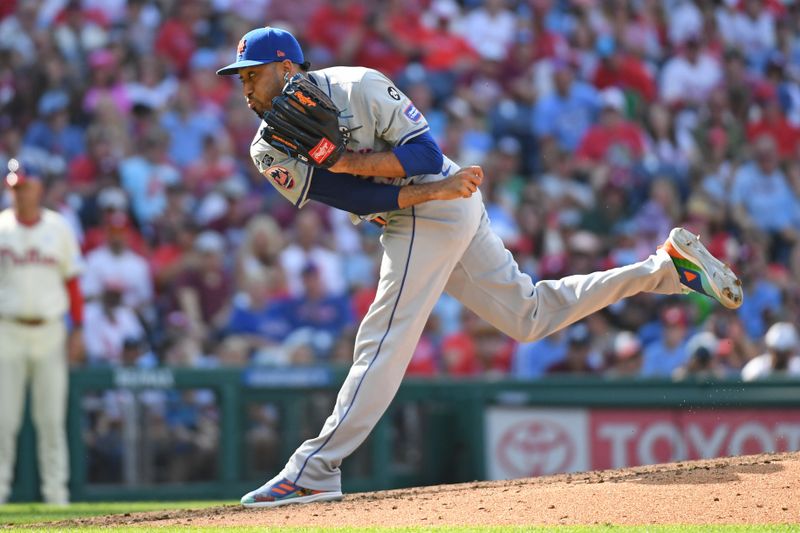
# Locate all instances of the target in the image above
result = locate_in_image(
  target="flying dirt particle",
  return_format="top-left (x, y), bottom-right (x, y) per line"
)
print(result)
top-left (392, 506), bottom-right (397, 510)
top-left (783, 508), bottom-right (789, 511)
top-left (548, 505), bottom-right (555, 509)
top-left (714, 498), bottom-right (720, 502)
top-left (757, 504), bottom-right (764, 508)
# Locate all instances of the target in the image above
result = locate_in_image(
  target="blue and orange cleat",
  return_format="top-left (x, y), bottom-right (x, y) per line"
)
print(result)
top-left (240, 477), bottom-right (343, 508)
top-left (661, 227), bottom-right (743, 309)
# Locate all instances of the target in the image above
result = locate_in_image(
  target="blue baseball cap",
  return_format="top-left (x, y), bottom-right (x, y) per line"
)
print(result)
top-left (216, 27), bottom-right (304, 76)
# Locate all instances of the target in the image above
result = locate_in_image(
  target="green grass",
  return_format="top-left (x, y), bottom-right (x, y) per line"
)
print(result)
top-left (0, 500), bottom-right (231, 526)
top-left (2, 502), bottom-right (799, 532)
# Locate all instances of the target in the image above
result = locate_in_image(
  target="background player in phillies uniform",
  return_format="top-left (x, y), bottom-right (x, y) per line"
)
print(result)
top-left (217, 27), bottom-right (743, 508)
top-left (0, 160), bottom-right (84, 505)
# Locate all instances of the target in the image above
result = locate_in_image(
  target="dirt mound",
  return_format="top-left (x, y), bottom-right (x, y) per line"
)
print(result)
top-left (49, 452), bottom-right (800, 527)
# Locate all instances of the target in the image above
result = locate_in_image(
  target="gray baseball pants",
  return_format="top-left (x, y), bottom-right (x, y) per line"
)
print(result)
top-left (276, 190), bottom-right (683, 491)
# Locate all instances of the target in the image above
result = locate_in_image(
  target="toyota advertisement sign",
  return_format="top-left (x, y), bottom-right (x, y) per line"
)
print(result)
top-left (485, 407), bottom-right (800, 480)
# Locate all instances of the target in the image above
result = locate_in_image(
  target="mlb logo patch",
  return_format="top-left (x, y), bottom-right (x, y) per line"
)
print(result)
top-left (404, 103), bottom-right (422, 123)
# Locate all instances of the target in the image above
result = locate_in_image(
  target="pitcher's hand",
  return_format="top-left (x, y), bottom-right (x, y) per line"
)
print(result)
top-left (433, 166), bottom-right (484, 200)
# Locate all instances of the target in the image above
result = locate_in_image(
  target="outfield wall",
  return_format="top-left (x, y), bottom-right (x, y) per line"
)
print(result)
top-left (9, 368), bottom-right (800, 502)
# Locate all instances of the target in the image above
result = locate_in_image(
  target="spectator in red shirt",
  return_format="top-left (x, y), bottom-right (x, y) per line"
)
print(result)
top-left (150, 224), bottom-right (196, 297)
top-left (441, 330), bottom-right (479, 376)
top-left (350, 9), bottom-right (411, 78)
top-left (441, 310), bottom-right (482, 376)
top-left (441, 310), bottom-right (514, 376)
top-left (746, 87), bottom-right (800, 160)
top-left (82, 188), bottom-right (147, 256)
top-left (406, 319), bottom-right (440, 376)
top-left (529, 4), bottom-right (569, 61)
top-left (591, 35), bottom-right (657, 104)
top-left (383, 0), bottom-right (428, 58)
top-left (420, 2), bottom-right (478, 75)
top-left (154, 0), bottom-right (205, 77)
top-left (306, 0), bottom-right (366, 65)
top-left (577, 87), bottom-right (647, 188)
top-left (68, 124), bottom-right (120, 196)
top-left (183, 134), bottom-right (238, 196)
top-left (475, 327), bottom-right (515, 375)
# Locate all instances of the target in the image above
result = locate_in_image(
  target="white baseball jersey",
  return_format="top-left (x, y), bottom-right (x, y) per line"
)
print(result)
top-left (81, 246), bottom-right (153, 308)
top-left (0, 208), bottom-right (82, 319)
top-left (250, 67), bottom-right (452, 222)
top-left (83, 301), bottom-right (145, 365)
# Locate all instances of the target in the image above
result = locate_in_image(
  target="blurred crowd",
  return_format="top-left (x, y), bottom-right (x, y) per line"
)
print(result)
top-left (2, 0), bottom-right (800, 383)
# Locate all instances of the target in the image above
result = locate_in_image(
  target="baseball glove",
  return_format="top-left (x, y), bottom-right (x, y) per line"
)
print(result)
top-left (261, 74), bottom-right (348, 169)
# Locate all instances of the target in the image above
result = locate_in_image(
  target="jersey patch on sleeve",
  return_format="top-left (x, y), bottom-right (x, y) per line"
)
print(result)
top-left (265, 166), bottom-right (295, 190)
top-left (257, 153), bottom-right (275, 169)
top-left (403, 103), bottom-right (422, 123)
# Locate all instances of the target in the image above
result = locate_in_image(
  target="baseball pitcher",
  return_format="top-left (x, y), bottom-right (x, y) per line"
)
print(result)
top-left (0, 161), bottom-right (84, 505)
top-left (217, 27), bottom-right (743, 508)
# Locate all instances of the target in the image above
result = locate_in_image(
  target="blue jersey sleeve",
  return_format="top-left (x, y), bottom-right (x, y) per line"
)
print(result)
top-left (391, 130), bottom-right (443, 177)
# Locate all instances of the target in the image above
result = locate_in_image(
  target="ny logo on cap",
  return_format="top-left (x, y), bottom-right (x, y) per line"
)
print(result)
top-left (237, 38), bottom-right (247, 59)
top-left (277, 50), bottom-right (286, 58)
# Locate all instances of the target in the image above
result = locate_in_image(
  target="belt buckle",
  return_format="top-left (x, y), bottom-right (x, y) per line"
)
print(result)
top-left (15, 317), bottom-right (45, 326)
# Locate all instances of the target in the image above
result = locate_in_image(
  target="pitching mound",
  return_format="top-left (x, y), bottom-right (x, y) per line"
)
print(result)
top-left (57, 452), bottom-right (800, 527)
